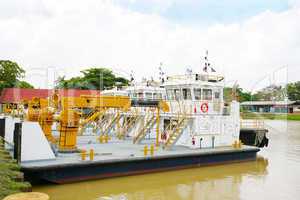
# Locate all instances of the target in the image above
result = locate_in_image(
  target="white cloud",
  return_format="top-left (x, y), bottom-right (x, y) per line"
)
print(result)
top-left (0, 0), bottom-right (299, 91)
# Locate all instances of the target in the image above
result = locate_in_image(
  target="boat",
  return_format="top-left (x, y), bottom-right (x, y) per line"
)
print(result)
top-left (0, 55), bottom-right (262, 184)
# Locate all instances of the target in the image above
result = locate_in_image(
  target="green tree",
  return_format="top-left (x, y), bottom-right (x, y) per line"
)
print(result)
top-left (56, 68), bottom-right (129, 90)
top-left (286, 82), bottom-right (300, 101)
top-left (0, 60), bottom-right (33, 92)
top-left (252, 85), bottom-right (286, 101)
top-left (223, 87), bottom-right (252, 102)
top-left (15, 80), bottom-right (34, 89)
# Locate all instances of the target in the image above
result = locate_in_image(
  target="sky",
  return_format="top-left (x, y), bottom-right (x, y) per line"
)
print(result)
top-left (0, 0), bottom-right (300, 92)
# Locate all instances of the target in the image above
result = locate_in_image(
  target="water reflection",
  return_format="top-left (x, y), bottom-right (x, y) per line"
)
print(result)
top-left (34, 157), bottom-right (268, 200)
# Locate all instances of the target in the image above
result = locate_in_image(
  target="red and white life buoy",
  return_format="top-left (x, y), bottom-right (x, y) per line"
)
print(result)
top-left (201, 103), bottom-right (209, 113)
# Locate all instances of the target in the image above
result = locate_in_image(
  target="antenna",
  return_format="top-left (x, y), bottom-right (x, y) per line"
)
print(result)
top-left (203, 50), bottom-right (216, 73)
top-left (159, 62), bottom-right (165, 83)
top-left (129, 70), bottom-right (135, 86)
top-left (203, 50), bottom-right (209, 72)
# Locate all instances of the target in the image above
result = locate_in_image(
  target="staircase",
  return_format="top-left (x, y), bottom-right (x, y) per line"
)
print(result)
top-left (164, 116), bottom-right (189, 149)
top-left (102, 112), bottom-right (122, 135)
top-left (78, 109), bottom-right (106, 135)
top-left (92, 113), bottom-right (109, 134)
top-left (119, 115), bottom-right (141, 138)
top-left (133, 115), bottom-right (156, 144)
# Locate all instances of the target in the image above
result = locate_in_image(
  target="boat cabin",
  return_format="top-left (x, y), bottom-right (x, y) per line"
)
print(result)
top-left (126, 79), bottom-right (165, 101)
top-left (164, 73), bottom-right (225, 115)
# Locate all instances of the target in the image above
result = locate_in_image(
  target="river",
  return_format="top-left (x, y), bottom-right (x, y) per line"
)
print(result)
top-left (33, 120), bottom-right (300, 200)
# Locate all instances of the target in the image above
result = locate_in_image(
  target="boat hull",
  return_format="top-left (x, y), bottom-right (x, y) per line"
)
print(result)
top-left (22, 148), bottom-right (259, 184)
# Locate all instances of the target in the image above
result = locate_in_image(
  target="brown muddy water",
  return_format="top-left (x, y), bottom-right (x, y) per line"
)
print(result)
top-left (34, 120), bottom-right (300, 200)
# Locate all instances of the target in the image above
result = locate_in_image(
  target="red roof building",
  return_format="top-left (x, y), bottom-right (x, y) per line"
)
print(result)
top-left (0, 88), bottom-right (100, 104)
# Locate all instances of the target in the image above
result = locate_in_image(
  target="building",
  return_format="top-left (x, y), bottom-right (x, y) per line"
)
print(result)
top-left (241, 100), bottom-right (300, 113)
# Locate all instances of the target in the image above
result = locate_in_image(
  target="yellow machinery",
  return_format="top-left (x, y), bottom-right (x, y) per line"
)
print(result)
top-left (38, 107), bottom-right (57, 143)
top-left (26, 97), bottom-right (58, 143)
top-left (57, 95), bottom-right (131, 152)
top-left (27, 97), bottom-right (48, 121)
top-left (78, 109), bottom-right (108, 135)
top-left (57, 109), bottom-right (80, 152)
top-left (3, 103), bottom-right (13, 114)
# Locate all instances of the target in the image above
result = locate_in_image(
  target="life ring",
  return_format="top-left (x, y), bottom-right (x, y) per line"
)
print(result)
top-left (201, 103), bottom-right (209, 113)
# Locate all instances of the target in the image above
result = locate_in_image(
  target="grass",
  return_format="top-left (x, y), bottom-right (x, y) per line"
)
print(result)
top-left (241, 112), bottom-right (300, 121)
top-left (0, 139), bottom-right (32, 199)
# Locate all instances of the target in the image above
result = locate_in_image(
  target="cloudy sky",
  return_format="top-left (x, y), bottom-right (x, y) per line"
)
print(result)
top-left (1, 0), bottom-right (300, 91)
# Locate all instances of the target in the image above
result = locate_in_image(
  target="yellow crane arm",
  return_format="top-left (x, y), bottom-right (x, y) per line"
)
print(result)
top-left (60, 96), bottom-right (131, 110)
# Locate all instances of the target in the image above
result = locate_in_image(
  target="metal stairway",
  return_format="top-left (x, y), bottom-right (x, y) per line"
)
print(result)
top-left (133, 114), bottom-right (156, 144)
top-left (78, 109), bottom-right (107, 135)
top-left (118, 114), bottom-right (141, 138)
top-left (164, 116), bottom-right (189, 149)
top-left (101, 112), bottom-right (122, 136)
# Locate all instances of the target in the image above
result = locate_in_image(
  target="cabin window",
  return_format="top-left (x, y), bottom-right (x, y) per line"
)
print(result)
top-left (167, 89), bottom-right (174, 100)
top-left (138, 92), bottom-right (143, 99)
top-left (214, 91), bottom-right (220, 100)
top-left (182, 88), bottom-right (192, 100)
top-left (194, 88), bottom-right (201, 100)
top-left (145, 92), bottom-right (152, 99)
top-left (153, 93), bottom-right (162, 99)
top-left (203, 89), bottom-right (212, 100)
top-left (174, 89), bottom-right (181, 100)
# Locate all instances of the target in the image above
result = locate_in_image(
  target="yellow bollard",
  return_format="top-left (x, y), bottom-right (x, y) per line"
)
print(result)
top-left (99, 135), bottom-right (104, 143)
top-left (150, 144), bottom-right (154, 156)
top-left (104, 135), bottom-right (109, 143)
top-left (144, 145), bottom-right (148, 156)
top-left (90, 149), bottom-right (94, 161)
top-left (238, 140), bottom-right (243, 149)
top-left (81, 149), bottom-right (86, 161)
top-left (232, 140), bottom-right (237, 149)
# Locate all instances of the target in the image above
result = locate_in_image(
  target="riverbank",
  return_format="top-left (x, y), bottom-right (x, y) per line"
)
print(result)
top-left (0, 137), bottom-right (31, 199)
top-left (241, 112), bottom-right (300, 121)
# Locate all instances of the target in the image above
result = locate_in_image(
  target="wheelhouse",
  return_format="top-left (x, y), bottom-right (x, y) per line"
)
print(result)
top-left (164, 73), bottom-right (224, 115)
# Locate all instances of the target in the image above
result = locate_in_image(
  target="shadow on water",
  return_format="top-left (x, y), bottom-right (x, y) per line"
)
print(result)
top-left (33, 157), bottom-right (268, 200)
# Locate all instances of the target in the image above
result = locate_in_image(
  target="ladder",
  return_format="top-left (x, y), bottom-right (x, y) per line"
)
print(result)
top-left (164, 116), bottom-right (189, 149)
top-left (133, 114), bottom-right (156, 144)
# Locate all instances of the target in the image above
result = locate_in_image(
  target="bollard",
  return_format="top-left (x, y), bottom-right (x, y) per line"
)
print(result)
top-left (233, 140), bottom-right (238, 149)
top-left (81, 149), bottom-right (86, 161)
top-left (90, 149), bottom-right (94, 161)
top-left (150, 144), bottom-right (154, 156)
top-left (99, 135), bottom-right (104, 143)
top-left (143, 145), bottom-right (148, 156)
top-left (238, 140), bottom-right (243, 149)
top-left (104, 135), bottom-right (109, 143)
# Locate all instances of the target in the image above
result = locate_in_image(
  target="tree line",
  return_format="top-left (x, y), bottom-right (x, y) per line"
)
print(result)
top-left (225, 83), bottom-right (300, 102)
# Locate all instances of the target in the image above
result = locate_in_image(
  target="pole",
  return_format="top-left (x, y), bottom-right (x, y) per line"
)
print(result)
top-left (0, 118), bottom-right (5, 142)
top-left (13, 122), bottom-right (22, 163)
